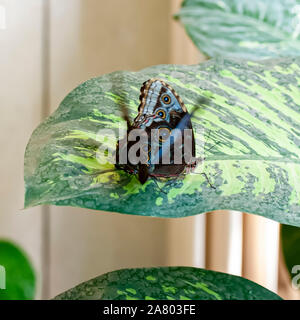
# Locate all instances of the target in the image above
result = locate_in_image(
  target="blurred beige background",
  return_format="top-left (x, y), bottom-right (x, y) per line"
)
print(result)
top-left (0, 0), bottom-right (296, 299)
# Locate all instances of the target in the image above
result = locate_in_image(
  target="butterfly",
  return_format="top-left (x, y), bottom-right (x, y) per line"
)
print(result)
top-left (115, 78), bottom-right (215, 188)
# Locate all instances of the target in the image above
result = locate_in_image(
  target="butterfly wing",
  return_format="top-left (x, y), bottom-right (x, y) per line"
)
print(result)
top-left (134, 79), bottom-right (195, 177)
top-left (134, 79), bottom-right (187, 127)
top-left (116, 79), bottom-right (196, 182)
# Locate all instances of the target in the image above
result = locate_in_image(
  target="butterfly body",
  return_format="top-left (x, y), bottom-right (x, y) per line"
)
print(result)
top-left (116, 79), bottom-right (196, 184)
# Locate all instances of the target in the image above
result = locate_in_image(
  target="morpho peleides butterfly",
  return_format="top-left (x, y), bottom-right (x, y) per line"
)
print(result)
top-left (115, 79), bottom-right (215, 187)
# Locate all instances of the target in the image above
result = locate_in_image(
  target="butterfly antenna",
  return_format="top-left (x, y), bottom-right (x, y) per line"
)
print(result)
top-left (190, 105), bottom-right (200, 118)
top-left (194, 140), bottom-right (221, 165)
top-left (190, 97), bottom-right (209, 119)
top-left (205, 140), bottom-right (221, 153)
top-left (206, 129), bottom-right (212, 142)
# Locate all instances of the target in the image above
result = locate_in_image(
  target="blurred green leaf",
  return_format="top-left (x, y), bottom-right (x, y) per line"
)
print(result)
top-left (0, 240), bottom-right (36, 300)
top-left (54, 266), bottom-right (282, 300)
top-left (24, 57), bottom-right (300, 225)
top-left (282, 224), bottom-right (300, 287)
top-left (176, 0), bottom-right (300, 59)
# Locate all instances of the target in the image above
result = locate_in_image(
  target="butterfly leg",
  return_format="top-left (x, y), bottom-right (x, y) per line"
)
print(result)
top-left (187, 164), bottom-right (216, 190)
top-left (152, 176), bottom-right (167, 194)
top-left (200, 172), bottom-right (216, 190)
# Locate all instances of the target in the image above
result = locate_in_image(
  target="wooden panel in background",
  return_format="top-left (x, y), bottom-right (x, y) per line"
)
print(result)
top-left (206, 211), bottom-right (243, 276)
top-left (0, 0), bottom-right (44, 298)
top-left (242, 213), bottom-right (280, 293)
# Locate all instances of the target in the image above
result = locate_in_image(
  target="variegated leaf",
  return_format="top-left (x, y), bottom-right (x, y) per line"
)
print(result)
top-left (54, 266), bottom-right (282, 300)
top-left (176, 0), bottom-right (300, 59)
top-left (24, 57), bottom-right (300, 226)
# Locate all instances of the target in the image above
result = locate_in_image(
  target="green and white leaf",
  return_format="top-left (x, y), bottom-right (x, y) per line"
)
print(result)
top-left (0, 240), bottom-right (36, 300)
top-left (24, 57), bottom-right (300, 226)
top-left (281, 224), bottom-right (300, 285)
top-left (54, 266), bottom-right (281, 300)
top-left (176, 0), bottom-right (300, 59)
